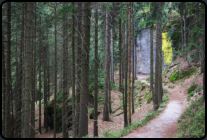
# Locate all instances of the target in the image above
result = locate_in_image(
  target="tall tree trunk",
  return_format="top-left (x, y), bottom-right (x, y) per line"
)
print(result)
top-left (103, 7), bottom-right (110, 121)
top-left (54, 2), bottom-right (57, 138)
top-left (71, 2), bottom-right (76, 138)
top-left (5, 2), bottom-right (11, 138)
top-left (180, 2), bottom-right (184, 58)
top-left (2, 33), bottom-right (6, 137)
top-left (76, 2), bottom-right (82, 137)
top-left (109, 28), bottom-right (112, 114)
top-left (132, 2), bottom-right (135, 114)
top-left (150, 25), bottom-right (154, 93)
top-left (62, 6), bottom-right (68, 137)
top-left (124, 22), bottom-right (128, 127)
top-left (111, 28), bottom-right (114, 84)
top-left (31, 3), bottom-right (35, 137)
top-left (94, 2), bottom-right (98, 137)
top-left (23, 2), bottom-right (32, 138)
top-left (119, 18), bottom-right (122, 92)
top-left (183, 2), bottom-right (187, 61)
top-left (79, 2), bottom-right (91, 137)
top-left (39, 16), bottom-right (42, 135)
top-left (195, 2), bottom-right (199, 63)
top-left (127, 2), bottom-right (132, 125)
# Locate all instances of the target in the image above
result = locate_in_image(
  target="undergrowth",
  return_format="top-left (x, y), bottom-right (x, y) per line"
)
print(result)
top-left (174, 97), bottom-right (205, 138)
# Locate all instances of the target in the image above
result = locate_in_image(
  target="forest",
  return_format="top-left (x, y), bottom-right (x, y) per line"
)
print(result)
top-left (1, 2), bottom-right (205, 138)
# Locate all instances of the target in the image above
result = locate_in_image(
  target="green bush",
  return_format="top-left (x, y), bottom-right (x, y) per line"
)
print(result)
top-left (169, 73), bottom-right (178, 82)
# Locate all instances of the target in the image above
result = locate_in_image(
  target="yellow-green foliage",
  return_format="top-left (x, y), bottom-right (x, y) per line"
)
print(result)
top-left (162, 32), bottom-right (173, 65)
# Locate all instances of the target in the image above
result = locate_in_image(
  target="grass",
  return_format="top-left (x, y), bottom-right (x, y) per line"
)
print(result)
top-left (174, 97), bottom-right (205, 138)
top-left (168, 84), bottom-right (175, 89)
top-left (169, 68), bottom-right (196, 83)
top-left (101, 109), bottom-right (163, 138)
top-left (187, 85), bottom-right (203, 101)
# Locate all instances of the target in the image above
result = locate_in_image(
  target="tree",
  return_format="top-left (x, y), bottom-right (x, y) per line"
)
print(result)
top-left (132, 2), bottom-right (135, 114)
top-left (76, 2), bottom-right (82, 137)
top-left (62, 3), bottom-right (68, 137)
top-left (5, 2), bottom-right (11, 137)
top-left (39, 15), bottom-right (42, 135)
top-left (23, 2), bottom-right (32, 138)
top-left (79, 2), bottom-right (91, 137)
top-left (183, 2), bottom-right (187, 61)
top-left (54, 2), bottom-right (57, 138)
top-left (111, 28), bottom-right (114, 84)
top-left (103, 6), bottom-right (110, 122)
top-left (94, 2), bottom-right (99, 137)
top-left (154, 2), bottom-right (162, 111)
top-left (71, 2), bottom-right (76, 138)
top-left (124, 20), bottom-right (128, 127)
top-left (30, 2), bottom-right (35, 137)
top-left (150, 24), bottom-right (154, 93)
top-left (119, 17), bottom-right (122, 92)
top-left (127, 2), bottom-right (132, 125)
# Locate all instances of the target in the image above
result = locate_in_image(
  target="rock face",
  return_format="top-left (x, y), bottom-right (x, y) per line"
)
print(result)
top-left (136, 28), bottom-right (156, 75)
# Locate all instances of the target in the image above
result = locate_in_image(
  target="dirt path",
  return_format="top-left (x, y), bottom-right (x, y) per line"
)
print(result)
top-left (123, 77), bottom-right (187, 138)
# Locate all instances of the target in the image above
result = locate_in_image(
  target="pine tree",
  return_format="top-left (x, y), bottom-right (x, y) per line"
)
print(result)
top-left (76, 2), bottom-right (82, 137)
top-left (94, 2), bottom-right (99, 137)
top-left (5, 2), bottom-right (11, 137)
top-left (54, 2), bottom-right (57, 138)
top-left (79, 2), bottom-right (91, 137)
top-left (23, 2), bottom-right (32, 138)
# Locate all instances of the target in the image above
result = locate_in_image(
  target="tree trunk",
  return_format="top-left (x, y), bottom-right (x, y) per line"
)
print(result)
top-left (183, 2), bottom-right (187, 61)
top-left (71, 2), bottom-right (76, 138)
top-left (195, 2), bottom-right (199, 63)
top-left (79, 2), bottom-right (91, 137)
top-left (180, 2), bottom-right (184, 58)
top-left (31, 3), bottom-right (35, 137)
top-left (150, 25), bottom-right (154, 93)
top-left (127, 2), bottom-right (132, 125)
top-left (2, 32), bottom-right (6, 138)
top-left (5, 2), bottom-right (11, 138)
top-left (103, 7), bottom-right (110, 121)
top-left (39, 16), bottom-right (42, 135)
top-left (62, 5), bottom-right (68, 137)
top-left (23, 2), bottom-right (32, 138)
top-left (76, 2), bottom-right (82, 137)
top-left (111, 28), bottom-right (114, 84)
top-left (119, 18), bottom-right (122, 92)
top-left (54, 2), bottom-right (57, 138)
top-left (124, 22), bottom-right (128, 127)
top-left (132, 2), bottom-right (135, 114)
top-left (94, 2), bottom-right (98, 137)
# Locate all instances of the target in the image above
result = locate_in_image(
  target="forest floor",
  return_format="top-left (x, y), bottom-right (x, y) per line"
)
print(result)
top-left (35, 55), bottom-right (203, 138)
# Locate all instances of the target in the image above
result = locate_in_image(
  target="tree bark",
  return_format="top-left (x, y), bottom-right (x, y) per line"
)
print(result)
top-left (5, 2), bottom-right (11, 137)
top-left (54, 2), bottom-right (57, 138)
top-left (62, 4), bottom-right (68, 137)
top-left (183, 2), bottom-right (187, 61)
top-left (31, 3), bottom-right (35, 137)
top-left (39, 16), bottom-right (42, 135)
top-left (119, 18), bottom-right (122, 92)
top-left (23, 2), bottom-right (32, 138)
top-left (111, 28), bottom-right (114, 84)
top-left (71, 2), bottom-right (76, 138)
top-left (127, 2), bottom-right (132, 125)
top-left (94, 2), bottom-right (98, 137)
top-left (103, 7), bottom-right (110, 121)
top-left (132, 2), bottom-right (135, 114)
top-left (150, 25), bottom-right (154, 93)
top-left (79, 2), bottom-right (91, 137)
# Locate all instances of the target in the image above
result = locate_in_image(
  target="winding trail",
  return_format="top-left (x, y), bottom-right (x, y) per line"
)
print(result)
top-left (123, 75), bottom-right (187, 138)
